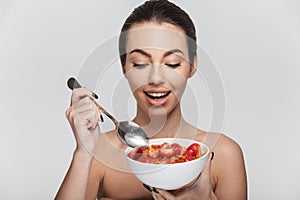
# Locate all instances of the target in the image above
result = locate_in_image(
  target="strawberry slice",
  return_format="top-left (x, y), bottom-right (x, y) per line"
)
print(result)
top-left (127, 148), bottom-right (144, 160)
top-left (159, 147), bottom-right (175, 157)
top-left (151, 144), bottom-right (161, 149)
top-left (147, 150), bottom-right (160, 159)
top-left (171, 143), bottom-right (182, 156)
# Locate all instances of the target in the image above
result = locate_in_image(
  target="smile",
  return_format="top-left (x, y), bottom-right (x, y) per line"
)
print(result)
top-left (144, 91), bottom-right (171, 99)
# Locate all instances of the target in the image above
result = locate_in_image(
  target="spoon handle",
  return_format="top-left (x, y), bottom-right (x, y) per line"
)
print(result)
top-left (67, 77), bottom-right (119, 129)
top-left (92, 99), bottom-right (119, 128)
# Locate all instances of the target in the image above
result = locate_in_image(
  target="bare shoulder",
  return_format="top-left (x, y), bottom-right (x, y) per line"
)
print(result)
top-left (101, 129), bottom-right (127, 148)
top-left (210, 133), bottom-right (246, 174)
top-left (87, 130), bottom-right (119, 179)
top-left (212, 133), bottom-right (244, 157)
top-left (88, 129), bottom-right (126, 176)
top-left (195, 130), bottom-right (243, 155)
top-left (208, 133), bottom-right (247, 200)
top-left (87, 129), bottom-right (130, 199)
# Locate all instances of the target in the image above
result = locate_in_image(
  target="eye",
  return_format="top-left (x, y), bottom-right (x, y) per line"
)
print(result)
top-left (165, 63), bottom-right (181, 68)
top-left (133, 63), bottom-right (149, 69)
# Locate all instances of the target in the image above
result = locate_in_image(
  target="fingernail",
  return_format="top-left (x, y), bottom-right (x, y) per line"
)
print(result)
top-left (143, 183), bottom-right (153, 192)
top-left (100, 114), bottom-right (104, 122)
top-left (152, 188), bottom-right (159, 194)
top-left (211, 152), bottom-right (214, 161)
top-left (92, 92), bottom-right (99, 99)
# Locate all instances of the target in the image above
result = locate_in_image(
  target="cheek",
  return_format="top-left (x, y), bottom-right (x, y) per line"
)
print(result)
top-left (125, 68), bottom-right (150, 93)
top-left (162, 67), bottom-right (188, 100)
top-left (171, 77), bottom-right (187, 101)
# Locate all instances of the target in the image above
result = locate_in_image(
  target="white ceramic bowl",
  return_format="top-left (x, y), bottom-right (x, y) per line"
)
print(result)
top-left (125, 138), bottom-right (209, 190)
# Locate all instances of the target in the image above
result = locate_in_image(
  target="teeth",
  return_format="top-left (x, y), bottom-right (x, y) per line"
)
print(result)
top-left (147, 92), bottom-right (167, 97)
top-left (145, 91), bottom-right (170, 99)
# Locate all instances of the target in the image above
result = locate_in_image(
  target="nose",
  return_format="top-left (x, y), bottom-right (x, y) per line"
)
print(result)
top-left (148, 64), bottom-right (165, 85)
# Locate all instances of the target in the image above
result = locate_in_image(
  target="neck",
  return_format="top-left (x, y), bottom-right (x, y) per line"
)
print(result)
top-left (133, 104), bottom-right (187, 138)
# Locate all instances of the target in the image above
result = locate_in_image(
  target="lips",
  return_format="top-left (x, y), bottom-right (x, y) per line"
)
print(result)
top-left (144, 90), bottom-right (171, 106)
top-left (144, 91), bottom-right (171, 99)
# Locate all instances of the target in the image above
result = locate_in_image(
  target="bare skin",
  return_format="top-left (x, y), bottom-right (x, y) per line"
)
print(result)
top-left (55, 22), bottom-right (247, 200)
top-left (55, 88), bottom-right (247, 200)
top-left (86, 131), bottom-right (247, 200)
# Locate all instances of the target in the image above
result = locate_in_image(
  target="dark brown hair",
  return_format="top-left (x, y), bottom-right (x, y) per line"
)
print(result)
top-left (119, 0), bottom-right (197, 66)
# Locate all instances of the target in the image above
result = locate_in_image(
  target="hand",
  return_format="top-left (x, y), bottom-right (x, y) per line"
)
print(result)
top-left (66, 88), bottom-right (102, 157)
top-left (151, 152), bottom-right (217, 200)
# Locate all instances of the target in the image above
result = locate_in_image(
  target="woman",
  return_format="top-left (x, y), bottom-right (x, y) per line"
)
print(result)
top-left (56, 0), bottom-right (247, 199)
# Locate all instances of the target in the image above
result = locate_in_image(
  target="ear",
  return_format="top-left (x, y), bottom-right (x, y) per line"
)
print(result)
top-left (122, 66), bottom-right (128, 79)
top-left (188, 55), bottom-right (197, 78)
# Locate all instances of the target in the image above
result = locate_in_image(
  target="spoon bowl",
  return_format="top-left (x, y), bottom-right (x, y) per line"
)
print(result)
top-left (67, 77), bottom-right (149, 148)
top-left (118, 121), bottom-right (149, 147)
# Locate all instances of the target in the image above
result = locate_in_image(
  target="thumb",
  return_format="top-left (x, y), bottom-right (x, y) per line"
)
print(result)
top-left (202, 152), bottom-right (214, 176)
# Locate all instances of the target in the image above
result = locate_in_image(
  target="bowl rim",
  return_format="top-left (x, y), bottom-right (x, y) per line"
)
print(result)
top-left (125, 138), bottom-right (210, 166)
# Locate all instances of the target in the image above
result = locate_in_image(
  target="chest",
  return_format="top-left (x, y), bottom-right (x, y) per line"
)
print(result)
top-left (100, 170), bottom-right (153, 200)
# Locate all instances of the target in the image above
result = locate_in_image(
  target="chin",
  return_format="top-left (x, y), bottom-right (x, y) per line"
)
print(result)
top-left (148, 101), bottom-right (180, 117)
top-left (148, 105), bottom-right (168, 116)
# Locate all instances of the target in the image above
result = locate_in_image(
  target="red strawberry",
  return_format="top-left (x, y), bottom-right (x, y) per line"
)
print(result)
top-left (187, 143), bottom-right (201, 156)
top-left (147, 150), bottom-right (160, 159)
top-left (171, 143), bottom-right (182, 155)
top-left (128, 148), bottom-right (144, 160)
top-left (151, 144), bottom-right (161, 149)
top-left (183, 149), bottom-right (196, 161)
top-left (159, 147), bottom-right (175, 157)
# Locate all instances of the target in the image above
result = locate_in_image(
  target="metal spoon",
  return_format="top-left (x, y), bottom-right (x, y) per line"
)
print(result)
top-left (67, 77), bottom-right (149, 148)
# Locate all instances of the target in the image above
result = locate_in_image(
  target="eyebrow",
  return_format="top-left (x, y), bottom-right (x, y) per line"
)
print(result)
top-left (163, 49), bottom-right (184, 57)
top-left (129, 48), bottom-right (184, 58)
top-left (129, 49), bottom-right (152, 58)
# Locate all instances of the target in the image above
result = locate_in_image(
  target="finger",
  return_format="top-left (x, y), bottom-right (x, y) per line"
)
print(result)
top-left (202, 152), bottom-right (214, 177)
top-left (73, 109), bottom-right (99, 130)
top-left (73, 97), bottom-right (102, 123)
top-left (71, 88), bottom-right (96, 105)
top-left (152, 192), bottom-right (162, 200)
top-left (142, 183), bottom-right (153, 193)
top-left (73, 97), bottom-right (95, 112)
top-left (152, 192), bottom-right (166, 200)
top-left (154, 189), bottom-right (175, 200)
top-left (142, 184), bottom-right (167, 200)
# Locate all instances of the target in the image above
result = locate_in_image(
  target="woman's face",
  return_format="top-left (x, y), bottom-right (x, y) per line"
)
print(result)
top-left (123, 22), bottom-right (196, 117)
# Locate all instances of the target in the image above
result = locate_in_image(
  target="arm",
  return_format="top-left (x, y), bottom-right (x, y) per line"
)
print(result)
top-left (55, 88), bottom-right (103, 200)
top-left (213, 135), bottom-right (247, 200)
top-left (55, 151), bottom-right (94, 199)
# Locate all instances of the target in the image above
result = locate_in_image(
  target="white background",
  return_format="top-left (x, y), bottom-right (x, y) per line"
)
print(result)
top-left (0, 0), bottom-right (299, 199)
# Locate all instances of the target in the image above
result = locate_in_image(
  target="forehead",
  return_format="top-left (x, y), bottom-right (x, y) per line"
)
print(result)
top-left (125, 22), bottom-right (189, 58)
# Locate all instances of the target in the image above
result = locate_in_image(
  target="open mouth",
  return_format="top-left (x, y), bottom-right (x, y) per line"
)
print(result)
top-left (144, 91), bottom-right (171, 99)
